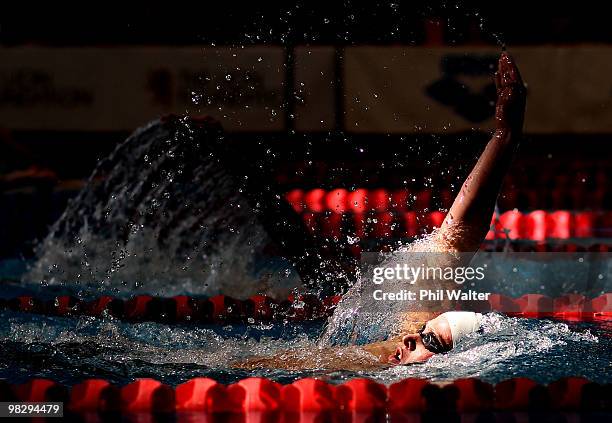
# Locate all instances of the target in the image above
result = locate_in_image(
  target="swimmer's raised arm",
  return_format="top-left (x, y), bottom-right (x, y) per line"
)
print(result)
top-left (437, 52), bottom-right (526, 252)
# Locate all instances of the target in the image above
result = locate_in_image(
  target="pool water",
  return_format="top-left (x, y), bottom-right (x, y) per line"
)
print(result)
top-left (1, 306), bottom-right (610, 387)
top-left (1, 118), bottom-right (610, 389)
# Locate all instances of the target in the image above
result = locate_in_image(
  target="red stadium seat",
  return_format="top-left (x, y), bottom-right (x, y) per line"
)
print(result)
top-left (325, 188), bottom-right (348, 213)
top-left (553, 294), bottom-right (589, 321)
top-left (573, 212), bottom-right (595, 238)
top-left (414, 190), bottom-right (432, 210)
top-left (546, 211), bottom-right (571, 239)
top-left (590, 293), bottom-right (612, 319)
top-left (424, 19), bottom-right (445, 46)
top-left (497, 210), bottom-right (522, 240)
top-left (320, 213), bottom-right (343, 240)
top-left (597, 212), bottom-right (612, 238)
top-left (285, 189), bottom-right (304, 213)
top-left (369, 189), bottom-right (390, 212)
top-left (301, 212), bottom-right (319, 234)
top-left (390, 190), bottom-right (409, 211)
top-left (304, 189), bottom-right (326, 213)
top-left (372, 212), bottom-right (394, 238)
top-left (347, 189), bottom-right (368, 213)
top-left (523, 210), bottom-right (547, 241)
top-left (402, 212), bottom-right (418, 238)
top-left (352, 212), bottom-right (367, 238)
top-left (515, 294), bottom-right (553, 318)
top-left (488, 294), bottom-right (520, 315)
top-left (439, 189), bottom-right (452, 209)
top-left (592, 188), bottom-right (606, 209)
top-left (550, 189), bottom-right (568, 209)
top-left (427, 211), bottom-right (445, 230)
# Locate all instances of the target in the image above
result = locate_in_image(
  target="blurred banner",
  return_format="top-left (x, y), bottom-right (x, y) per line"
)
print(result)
top-left (0, 47), bottom-right (286, 132)
top-left (2, 46), bottom-right (612, 133)
top-left (344, 46), bottom-right (612, 134)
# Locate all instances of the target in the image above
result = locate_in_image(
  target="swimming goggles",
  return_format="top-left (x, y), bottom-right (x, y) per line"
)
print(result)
top-left (418, 324), bottom-right (451, 354)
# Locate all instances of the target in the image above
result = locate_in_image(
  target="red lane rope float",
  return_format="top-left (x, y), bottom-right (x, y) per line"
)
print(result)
top-left (0, 294), bottom-right (342, 323)
top-left (2, 377), bottom-right (610, 413)
top-left (1, 293), bottom-right (611, 323)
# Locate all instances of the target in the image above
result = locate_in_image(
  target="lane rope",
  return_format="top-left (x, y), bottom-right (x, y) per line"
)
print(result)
top-left (1, 292), bottom-right (610, 323)
top-left (1, 376), bottom-right (610, 413)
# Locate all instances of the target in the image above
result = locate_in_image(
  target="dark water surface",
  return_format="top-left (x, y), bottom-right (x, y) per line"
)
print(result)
top-left (0, 306), bottom-right (609, 387)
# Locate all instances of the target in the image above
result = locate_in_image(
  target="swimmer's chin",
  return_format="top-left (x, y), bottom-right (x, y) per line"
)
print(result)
top-left (387, 358), bottom-right (431, 366)
top-left (387, 351), bottom-right (432, 366)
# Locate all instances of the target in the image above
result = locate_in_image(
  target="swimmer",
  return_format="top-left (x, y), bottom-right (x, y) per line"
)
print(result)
top-left (234, 51), bottom-right (526, 369)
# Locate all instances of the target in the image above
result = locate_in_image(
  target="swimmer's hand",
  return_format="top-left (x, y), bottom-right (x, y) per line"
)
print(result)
top-left (494, 52), bottom-right (526, 135)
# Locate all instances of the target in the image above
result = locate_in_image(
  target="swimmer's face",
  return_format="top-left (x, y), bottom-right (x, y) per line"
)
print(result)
top-left (387, 314), bottom-right (453, 365)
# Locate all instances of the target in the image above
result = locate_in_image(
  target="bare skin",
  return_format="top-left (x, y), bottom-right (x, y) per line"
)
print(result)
top-left (234, 52), bottom-right (526, 370)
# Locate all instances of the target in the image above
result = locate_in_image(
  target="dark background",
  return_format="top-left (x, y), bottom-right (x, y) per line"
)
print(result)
top-left (1, 1), bottom-right (610, 258)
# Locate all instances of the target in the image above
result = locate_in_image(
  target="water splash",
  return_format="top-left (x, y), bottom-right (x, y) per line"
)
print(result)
top-left (0, 310), bottom-right (607, 386)
top-left (319, 227), bottom-right (463, 346)
top-left (24, 117), bottom-right (301, 299)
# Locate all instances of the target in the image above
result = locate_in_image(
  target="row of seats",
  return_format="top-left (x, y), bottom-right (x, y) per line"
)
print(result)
top-left (296, 209), bottom-right (612, 240)
top-left (1, 187), bottom-right (610, 259)
top-left (497, 187), bottom-right (610, 210)
top-left (287, 188), bottom-right (611, 214)
top-left (279, 161), bottom-right (608, 189)
top-left (488, 293), bottom-right (612, 320)
top-left (2, 376), bottom-right (609, 413)
top-left (480, 242), bottom-right (610, 252)
top-left (3, 293), bottom-right (611, 324)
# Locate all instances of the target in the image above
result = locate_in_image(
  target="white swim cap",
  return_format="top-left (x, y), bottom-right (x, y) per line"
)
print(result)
top-left (441, 311), bottom-right (483, 348)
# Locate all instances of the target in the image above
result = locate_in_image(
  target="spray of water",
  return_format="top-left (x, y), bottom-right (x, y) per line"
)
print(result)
top-left (0, 309), bottom-right (605, 385)
top-left (320, 226), bottom-right (469, 346)
top-left (24, 117), bottom-right (301, 299)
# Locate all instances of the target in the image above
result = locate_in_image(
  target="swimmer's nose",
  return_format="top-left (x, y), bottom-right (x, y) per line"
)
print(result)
top-left (402, 334), bottom-right (419, 351)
